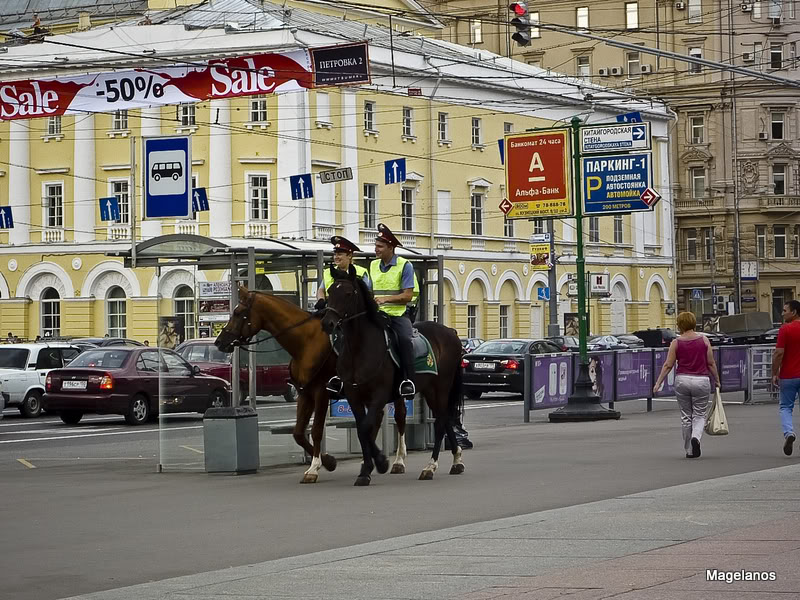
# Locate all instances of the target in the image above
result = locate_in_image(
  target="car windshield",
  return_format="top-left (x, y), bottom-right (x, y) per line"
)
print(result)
top-left (68, 350), bottom-right (130, 369)
top-left (179, 344), bottom-right (230, 364)
top-left (474, 341), bottom-right (528, 354)
top-left (0, 348), bottom-right (29, 369)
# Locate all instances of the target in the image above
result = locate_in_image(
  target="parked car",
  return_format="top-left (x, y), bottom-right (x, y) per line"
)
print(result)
top-left (632, 328), bottom-right (678, 348)
top-left (547, 335), bottom-right (599, 352)
top-left (176, 333), bottom-right (295, 402)
top-left (761, 328), bottom-right (780, 344)
top-left (616, 334), bottom-right (645, 348)
top-left (71, 337), bottom-right (145, 348)
top-left (0, 343), bottom-right (84, 417)
top-left (460, 338), bottom-right (485, 354)
top-left (42, 346), bottom-right (231, 425)
top-left (588, 335), bottom-right (629, 350)
top-left (462, 338), bottom-right (562, 399)
top-left (699, 331), bottom-right (733, 346)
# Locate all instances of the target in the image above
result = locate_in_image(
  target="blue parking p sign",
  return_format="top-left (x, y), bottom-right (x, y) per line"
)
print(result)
top-left (582, 152), bottom-right (653, 215)
top-left (144, 135), bottom-right (191, 219)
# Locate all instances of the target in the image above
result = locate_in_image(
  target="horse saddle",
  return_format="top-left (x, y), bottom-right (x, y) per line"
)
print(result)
top-left (330, 327), bottom-right (438, 375)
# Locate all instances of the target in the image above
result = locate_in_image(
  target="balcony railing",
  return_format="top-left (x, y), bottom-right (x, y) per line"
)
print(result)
top-left (674, 197), bottom-right (723, 211)
top-left (398, 233), bottom-right (416, 248)
top-left (503, 239), bottom-right (517, 252)
top-left (106, 225), bottom-right (130, 241)
top-left (471, 238), bottom-right (486, 251)
top-left (175, 221), bottom-right (198, 235)
top-left (245, 222), bottom-right (271, 238)
top-left (435, 235), bottom-right (452, 250)
top-left (760, 196), bottom-right (800, 209)
top-left (313, 224), bottom-right (335, 240)
top-left (42, 228), bottom-right (64, 243)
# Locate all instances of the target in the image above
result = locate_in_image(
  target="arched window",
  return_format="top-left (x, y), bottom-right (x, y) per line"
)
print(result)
top-left (41, 287), bottom-right (60, 338)
top-left (107, 286), bottom-right (127, 337)
top-left (174, 285), bottom-right (196, 340)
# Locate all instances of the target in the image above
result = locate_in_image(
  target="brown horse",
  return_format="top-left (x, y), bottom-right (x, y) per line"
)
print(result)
top-left (320, 267), bottom-right (465, 486)
top-left (214, 285), bottom-right (410, 483)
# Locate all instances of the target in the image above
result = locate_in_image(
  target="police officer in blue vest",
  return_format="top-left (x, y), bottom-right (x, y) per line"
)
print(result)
top-left (371, 224), bottom-right (416, 398)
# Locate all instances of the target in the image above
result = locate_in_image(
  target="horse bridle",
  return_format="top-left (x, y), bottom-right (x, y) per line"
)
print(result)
top-left (229, 291), bottom-right (315, 349)
top-left (324, 279), bottom-right (367, 328)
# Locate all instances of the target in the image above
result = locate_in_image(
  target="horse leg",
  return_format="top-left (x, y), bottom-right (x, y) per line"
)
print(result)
top-left (420, 412), bottom-right (446, 481)
top-left (302, 386), bottom-right (336, 483)
top-left (446, 418), bottom-right (465, 475)
top-left (292, 391), bottom-right (319, 484)
top-left (391, 397), bottom-right (407, 474)
top-left (366, 404), bottom-right (389, 475)
top-left (352, 404), bottom-right (374, 486)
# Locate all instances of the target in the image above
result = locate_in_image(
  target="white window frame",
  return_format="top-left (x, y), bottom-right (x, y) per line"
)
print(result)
top-left (402, 107), bottom-right (414, 138)
top-left (401, 186), bottom-right (415, 232)
top-left (41, 287), bottom-right (61, 338)
top-left (688, 0), bottom-right (703, 23)
top-left (504, 122), bottom-right (514, 135)
top-left (504, 216), bottom-right (515, 238)
top-left (499, 305), bottom-right (511, 338)
top-left (177, 103), bottom-right (196, 128)
top-left (438, 112), bottom-right (450, 142)
top-left (625, 2), bottom-right (639, 29)
top-left (106, 286), bottom-right (127, 338)
top-left (108, 178), bottom-right (131, 225)
top-left (770, 42), bottom-right (783, 69)
top-left (315, 91), bottom-right (331, 127)
top-left (112, 110), bottom-right (128, 131)
top-left (772, 163), bottom-right (787, 195)
top-left (364, 100), bottom-right (376, 132)
top-left (774, 224), bottom-right (787, 258)
top-left (686, 228), bottom-right (698, 261)
top-left (471, 117), bottom-right (483, 147)
top-left (690, 115), bottom-right (705, 143)
top-left (48, 115), bottom-right (62, 136)
top-left (771, 111), bottom-right (785, 139)
top-left (467, 305), bottom-right (478, 338)
top-left (588, 216), bottom-right (599, 242)
top-left (531, 12), bottom-right (540, 38)
top-left (577, 55), bottom-right (591, 80)
top-left (626, 51), bottom-right (641, 77)
top-left (756, 225), bottom-right (767, 258)
top-left (247, 172), bottom-right (270, 221)
top-left (42, 181), bottom-right (64, 229)
top-left (754, 0), bottom-right (763, 17)
top-left (174, 285), bottom-right (196, 340)
top-left (470, 19), bottom-right (482, 44)
top-left (363, 183), bottom-right (378, 229)
top-left (614, 214), bottom-right (624, 244)
top-left (703, 227), bottom-right (715, 261)
top-left (576, 7), bottom-right (589, 30)
top-left (249, 95), bottom-right (268, 123)
top-left (470, 192), bottom-right (484, 236)
top-left (689, 47), bottom-right (703, 73)
top-left (690, 167), bottom-right (706, 198)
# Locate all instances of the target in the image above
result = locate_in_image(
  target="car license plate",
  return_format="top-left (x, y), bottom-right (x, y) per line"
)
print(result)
top-left (473, 362), bottom-right (495, 370)
top-left (62, 380), bottom-right (87, 390)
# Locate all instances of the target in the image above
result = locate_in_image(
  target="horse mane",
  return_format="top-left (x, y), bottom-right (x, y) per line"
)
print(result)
top-left (249, 289), bottom-right (312, 315)
top-left (331, 266), bottom-right (384, 328)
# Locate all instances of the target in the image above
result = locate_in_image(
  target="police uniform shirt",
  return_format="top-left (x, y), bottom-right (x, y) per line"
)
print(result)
top-left (377, 255), bottom-right (415, 291)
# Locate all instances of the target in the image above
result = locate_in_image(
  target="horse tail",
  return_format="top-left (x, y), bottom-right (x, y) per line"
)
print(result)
top-left (447, 354), bottom-right (463, 423)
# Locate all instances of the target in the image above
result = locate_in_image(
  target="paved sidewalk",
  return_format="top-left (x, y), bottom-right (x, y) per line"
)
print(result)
top-left (63, 462), bottom-right (800, 600)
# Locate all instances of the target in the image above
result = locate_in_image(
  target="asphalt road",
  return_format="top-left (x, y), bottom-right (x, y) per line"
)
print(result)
top-left (1, 394), bottom-right (792, 600)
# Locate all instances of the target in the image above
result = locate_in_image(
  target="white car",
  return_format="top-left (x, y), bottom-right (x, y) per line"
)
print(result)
top-left (0, 343), bottom-right (83, 417)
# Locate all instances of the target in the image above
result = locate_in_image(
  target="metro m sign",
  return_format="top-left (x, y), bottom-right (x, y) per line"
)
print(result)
top-left (504, 129), bottom-right (572, 219)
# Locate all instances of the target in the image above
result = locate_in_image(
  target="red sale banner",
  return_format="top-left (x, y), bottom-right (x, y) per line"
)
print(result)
top-left (0, 49), bottom-right (313, 120)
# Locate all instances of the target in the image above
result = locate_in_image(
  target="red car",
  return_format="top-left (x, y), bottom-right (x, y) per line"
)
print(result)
top-left (42, 347), bottom-right (231, 425)
top-left (176, 337), bottom-right (296, 402)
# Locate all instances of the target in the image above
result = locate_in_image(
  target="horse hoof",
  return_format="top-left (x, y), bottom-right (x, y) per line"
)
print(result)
top-left (301, 473), bottom-right (319, 484)
top-left (449, 464), bottom-right (465, 475)
top-left (321, 454), bottom-right (337, 472)
top-left (418, 470), bottom-right (434, 481)
top-left (375, 454), bottom-right (389, 475)
top-left (390, 463), bottom-right (405, 474)
top-left (354, 476), bottom-right (371, 486)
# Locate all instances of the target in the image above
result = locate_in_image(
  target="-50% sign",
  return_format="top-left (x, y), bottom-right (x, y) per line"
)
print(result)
top-left (96, 75), bottom-right (165, 103)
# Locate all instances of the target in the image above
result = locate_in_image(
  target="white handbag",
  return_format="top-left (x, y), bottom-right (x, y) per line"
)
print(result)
top-left (705, 388), bottom-right (729, 436)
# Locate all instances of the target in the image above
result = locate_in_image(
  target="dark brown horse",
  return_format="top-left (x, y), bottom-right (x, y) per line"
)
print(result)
top-left (214, 285), bottom-right (410, 483)
top-left (320, 267), bottom-right (465, 486)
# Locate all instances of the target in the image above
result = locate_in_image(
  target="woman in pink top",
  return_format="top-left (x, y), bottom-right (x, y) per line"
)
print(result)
top-left (653, 312), bottom-right (721, 458)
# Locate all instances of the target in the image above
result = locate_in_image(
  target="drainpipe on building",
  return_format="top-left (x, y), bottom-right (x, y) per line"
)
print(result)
top-left (426, 59), bottom-right (443, 319)
top-left (727, 0), bottom-right (743, 314)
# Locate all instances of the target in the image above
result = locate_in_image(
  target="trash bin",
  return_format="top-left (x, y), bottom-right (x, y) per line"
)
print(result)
top-left (203, 406), bottom-right (259, 474)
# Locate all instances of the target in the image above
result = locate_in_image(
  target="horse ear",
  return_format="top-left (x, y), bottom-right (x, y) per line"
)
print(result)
top-left (347, 264), bottom-right (357, 279)
top-left (238, 283), bottom-right (250, 299)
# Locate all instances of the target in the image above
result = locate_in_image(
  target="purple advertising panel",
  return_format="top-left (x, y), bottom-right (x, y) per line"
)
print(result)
top-left (615, 349), bottom-right (654, 400)
top-left (572, 351), bottom-right (615, 403)
top-left (531, 354), bottom-right (572, 408)
top-left (719, 346), bottom-right (748, 392)
top-left (653, 348), bottom-right (675, 397)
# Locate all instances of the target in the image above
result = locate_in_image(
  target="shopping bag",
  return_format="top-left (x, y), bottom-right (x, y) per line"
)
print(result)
top-left (705, 388), bottom-right (729, 435)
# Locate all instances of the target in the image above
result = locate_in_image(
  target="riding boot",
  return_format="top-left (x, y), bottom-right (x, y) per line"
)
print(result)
top-left (398, 341), bottom-right (416, 398)
top-left (326, 376), bottom-right (344, 395)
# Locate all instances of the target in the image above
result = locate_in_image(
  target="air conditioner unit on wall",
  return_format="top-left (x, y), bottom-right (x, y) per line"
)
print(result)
top-left (598, 67), bottom-right (610, 76)
top-left (715, 295), bottom-right (729, 312)
top-left (743, 52), bottom-right (754, 62)
top-left (759, 132), bottom-right (769, 140)
top-left (741, 3), bottom-right (752, 12)
top-left (610, 66), bottom-right (624, 75)
top-left (676, 1), bottom-right (686, 9)
top-left (641, 64), bottom-right (653, 73)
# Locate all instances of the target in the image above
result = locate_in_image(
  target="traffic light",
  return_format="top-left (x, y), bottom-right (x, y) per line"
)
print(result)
top-left (509, 2), bottom-right (532, 47)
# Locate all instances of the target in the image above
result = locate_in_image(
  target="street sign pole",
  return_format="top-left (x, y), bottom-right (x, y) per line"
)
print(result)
top-left (549, 117), bottom-right (620, 423)
top-left (130, 136), bottom-right (137, 268)
top-left (547, 218), bottom-right (559, 337)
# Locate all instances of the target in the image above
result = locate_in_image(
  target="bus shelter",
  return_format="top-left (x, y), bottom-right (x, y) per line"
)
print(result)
top-left (109, 234), bottom-right (445, 472)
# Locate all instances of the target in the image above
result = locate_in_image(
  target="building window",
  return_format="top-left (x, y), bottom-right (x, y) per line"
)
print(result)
top-left (504, 216), bottom-right (515, 237)
top-left (576, 56), bottom-right (591, 80)
top-left (112, 110), bottom-right (128, 131)
top-left (754, 42), bottom-right (764, 71)
top-left (401, 187), bottom-right (414, 231)
top-left (470, 192), bottom-right (484, 236)
top-left (703, 227), bottom-right (714, 261)
top-left (576, 7), bottom-right (589, 29)
top-left (771, 111), bottom-right (784, 139)
top-left (614, 214), bottom-right (623, 244)
top-left (690, 115), bottom-right (704, 143)
top-left (45, 183), bottom-right (64, 228)
top-left (770, 42), bottom-right (783, 69)
top-left (316, 91), bottom-right (330, 123)
top-left (690, 167), bottom-right (705, 198)
top-left (504, 122), bottom-right (514, 135)
top-left (499, 305), bottom-right (510, 338)
top-left (688, 0), bottom-right (702, 23)
top-left (250, 95), bottom-right (268, 122)
top-left (530, 12), bottom-right (540, 38)
top-left (793, 225), bottom-right (800, 258)
top-left (791, 42), bottom-right (797, 68)
top-left (470, 19), bottom-right (482, 44)
top-left (626, 51), bottom-right (641, 77)
top-left (467, 305), bottom-right (478, 338)
top-left (438, 112), bottom-right (449, 141)
top-left (753, 0), bottom-right (762, 17)
top-left (625, 2), bottom-right (639, 29)
top-left (756, 225), bottom-right (767, 258)
top-left (111, 180), bottom-right (130, 224)
top-left (48, 116), bottom-right (62, 136)
top-left (178, 103), bottom-right (196, 127)
top-left (533, 218), bottom-right (544, 234)
top-left (686, 228), bottom-right (698, 261)
top-left (107, 286), bottom-right (127, 338)
top-left (174, 285), bottom-right (196, 340)
top-left (402, 107), bottom-right (413, 137)
top-left (249, 174), bottom-right (269, 220)
top-left (768, 0), bottom-right (782, 18)
top-left (364, 100), bottom-right (376, 131)
top-left (363, 183), bottom-right (377, 229)
top-left (790, 0), bottom-right (796, 19)
top-left (773, 164), bottom-right (786, 195)
top-left (41, 287), bottom-right (60, 338)
top-left (471, 117), bottom-right (482, 145)
top-left (689, 47), bottom-right (703, 73)
top-left (588, 216), bottom-right (599, 242)
top-left (774, 225), bottom-right (787, 258)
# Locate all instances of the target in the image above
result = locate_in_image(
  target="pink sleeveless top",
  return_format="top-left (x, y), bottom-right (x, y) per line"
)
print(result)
top-left (675, 337), bottom-right (708, 376)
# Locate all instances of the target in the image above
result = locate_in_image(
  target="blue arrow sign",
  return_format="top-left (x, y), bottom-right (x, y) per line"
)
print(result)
top-left (384, 158), bottom-right (406, 184)
top-left (631, 124), bottom-right (646, 140)
top-left (144, 135), bottom-right (191, 219)
top-left (99, 196), bottom-right (120, 222)
top-left (192, 187), bottom-right (209, 212)
top-left (0, 206), bottom-right (13, 229)
top-left (289, 174), bottom-right (313, 200)
top-left (537, 287), bottom-right (550, 301)
top-left (582, 152), bottom-right (653, 215)
top-left (616, 111), bottom-right (643, 123)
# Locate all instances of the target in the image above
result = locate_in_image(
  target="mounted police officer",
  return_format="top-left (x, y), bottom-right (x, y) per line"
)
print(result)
top-left (372, 223), bottom-right (416, 398)
top-left (317, 236), bottom-right (371, 395)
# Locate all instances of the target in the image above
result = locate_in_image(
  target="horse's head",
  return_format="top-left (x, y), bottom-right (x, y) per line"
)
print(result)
top-left (215, 284), bottom-right (261, 352)
top-left (320, 265), bottom-right (362, 335)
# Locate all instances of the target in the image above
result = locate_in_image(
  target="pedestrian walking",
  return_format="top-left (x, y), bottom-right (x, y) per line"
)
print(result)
top-left (771, 300), bottom-right (800, 456)
top-left (653, 311), bottom-right (720, 458)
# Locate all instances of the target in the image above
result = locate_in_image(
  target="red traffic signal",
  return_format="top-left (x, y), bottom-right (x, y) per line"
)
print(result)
top-left (509, 2), bottom-right (527, 15)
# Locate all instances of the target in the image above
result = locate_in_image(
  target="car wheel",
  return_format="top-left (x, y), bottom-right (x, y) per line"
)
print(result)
top-left (283, 383), bottom-right (298, 403)
top-left (20, 390), bottom-right (43, 418)
top-left (125, 394), bottom-right (150, 426)
top-left (209, 389), bottom-right (226, 410)
top-left (465, 390), bottom-right (482, 400)
top-left (60, 411), bottom-right (83, 425)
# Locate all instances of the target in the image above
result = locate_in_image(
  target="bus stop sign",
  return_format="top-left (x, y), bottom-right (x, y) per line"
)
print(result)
top-left (144, 135), bottom-right (192, 219)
